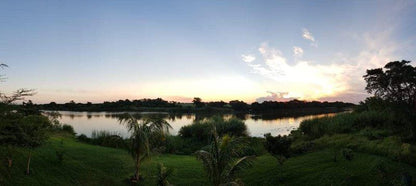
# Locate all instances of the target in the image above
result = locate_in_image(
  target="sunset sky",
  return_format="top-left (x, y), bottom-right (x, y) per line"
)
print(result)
top-left (0, 0), bottom-right (415, 103)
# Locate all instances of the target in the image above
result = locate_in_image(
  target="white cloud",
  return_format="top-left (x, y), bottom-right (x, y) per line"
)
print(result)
top-left (244, 44), bottom-right (348, 99)
top-left (293, 46), bottom-right (304, 57)
top-left (302, 28), bottom-right (318, 47)
top-left (302, 28), bottom-right (315, 42)
top-left (242, 30), bottom-right (399, 103)
top-left (258, 47), bottom-right (266, 54)
top-left (256, 91), bottom-right (299, 103)
top-left (241, 54), bottom-right (256, 63)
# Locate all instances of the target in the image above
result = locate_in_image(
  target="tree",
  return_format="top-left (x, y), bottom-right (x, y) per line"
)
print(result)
top-left (19, 115), bottom-right (51, 174)
top-left (0, 89), bottom-right (35, 104)
top-left (195, 125), bottom-right (254, 186)
top-left (193, 97), bottom-right (205, 108)
top-left (363, 60), bottom-right (416, 106)
top-left (119, 114), bottom-right (171, 182)
top-left (0, 111), bottom-right (22, 168)
top-left (0, 64), bottom-right (35, 104)
top-left (0, 64), bottom-right (43, 173)
top-left (229, 100), bottom-right (249, 112)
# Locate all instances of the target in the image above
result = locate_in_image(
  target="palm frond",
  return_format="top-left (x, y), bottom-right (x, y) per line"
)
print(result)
top-left (196, 124), bottom-right (256, 186)
top-left (195, 150), bottom-right (215, 179)
top-left (156, 163), bottom-right (174, 186)
top-left (224, 155), bottom-right (255, 179)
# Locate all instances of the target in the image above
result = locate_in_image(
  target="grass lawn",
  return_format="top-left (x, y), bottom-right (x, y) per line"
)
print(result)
top-left (2, 134), bottom-right (416, 185)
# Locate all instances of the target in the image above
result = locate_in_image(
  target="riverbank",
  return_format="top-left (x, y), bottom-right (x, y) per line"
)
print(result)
top-left (2, 132), bottom-right (416, 185)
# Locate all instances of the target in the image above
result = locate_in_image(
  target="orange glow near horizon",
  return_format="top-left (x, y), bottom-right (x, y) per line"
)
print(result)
top-left (30, 74), bottom-right (353, 104)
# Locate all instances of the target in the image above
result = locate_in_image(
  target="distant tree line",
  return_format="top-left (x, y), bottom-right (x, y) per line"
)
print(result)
top-left (34, 97), bottom-right (354, 114)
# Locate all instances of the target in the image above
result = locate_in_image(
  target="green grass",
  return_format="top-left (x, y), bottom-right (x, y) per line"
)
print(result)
top-left (2, 134), bottom-right (416, 185)
top-left (242, 150), bottom-right (416, 185)
top-left (1, 134), bottom-right (134, 185)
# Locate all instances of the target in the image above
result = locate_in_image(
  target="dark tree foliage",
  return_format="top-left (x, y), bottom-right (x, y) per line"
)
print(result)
top-left (0, 64), bottom-right (51, 175)
top-left (18, 115), bottom-right (51, 148)
top-left (39, 98), bottom-right (179, 111)
top-left (264, 133), bottom-right (292, 164)
top-left (251, 99), bottom-right (353, 114)
top-left (35, 96), bottom-right (353, 114)
top-left (19, 100), bottom-right (41, 116)
top-left (363, 60), bottom-right (416, 106)
top-left (206, 101), bottom-right (226, 108)
top-left (229, 100), bottom-right (249, 112)
top-left (193, 97), bottom-right (205, 108)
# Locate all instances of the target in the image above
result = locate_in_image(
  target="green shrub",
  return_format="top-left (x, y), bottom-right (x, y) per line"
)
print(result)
top-left (100, 135), bottom-right (126, 149)
top-left (178, 116), bottom-right (247, 143)
top-left (77, 134), bottom-right (90, 143)
top-left (341, 148), bottom-right (354, 161)
top-left (164, 135), bottom-right (208, 155)
top-left (62, 124), bottom-right (75, 135)
top-left (77, 130), bottom-right (128, 149)
top-left (175, 116), bottom-right (248, 154)
top-left (55, 140), bottom-right (65, 164)
top-left (359, 128), bottom-right (390, 140)
top-left (298, 111), bottom-right (406, 139)
top-left (264, 133), bottom-right (292, 164)
top-left (242, 137), bottom-right (267, 156)
top-left (168, 119), bottom-right (260, 155)
top-left (290, 140), bottom-right (314, 154)
top-left (307, 134), bottom-right (416, 166)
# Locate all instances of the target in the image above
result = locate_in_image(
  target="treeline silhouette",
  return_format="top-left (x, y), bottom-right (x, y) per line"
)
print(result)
top-left (34, 98), bottom-right (354, 114)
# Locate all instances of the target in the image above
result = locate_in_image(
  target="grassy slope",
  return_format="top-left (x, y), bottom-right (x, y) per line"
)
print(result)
top-left (2, 134), bottom-right (416, 186)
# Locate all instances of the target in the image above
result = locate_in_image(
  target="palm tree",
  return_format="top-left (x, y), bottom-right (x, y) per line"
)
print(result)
top-left (195, 125), bottom-right (254, 186)
top-left (119, 114), bottom-right (171, 182)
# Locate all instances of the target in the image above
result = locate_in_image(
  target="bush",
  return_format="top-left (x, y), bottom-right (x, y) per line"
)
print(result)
top-left (62, 124), bottom-right (75, 135)
top-left (298, 111), bottom-right (408, 139)
top-left (179, 122), bottom-right (210, 142)
top-left (242, 137), bottom-right (267, 156)
top-left (164, 135), bottom-right (206, 155)
top-left (178, 116), bottom-right (247, 143)
top-left (100, 135), bottom-right (126, 149)
top-left (77, 134), bottom-right (90, 143)
top-left (55, 140), bottom-right (65, 164)
top-left (264, 133), bottom-right (292, 164)
top-left (341, 148), bottom-right (354, 161)
top-left (90, 130), bottom-right (127, 149)
top-left (76, 131), bottom-right (127, 149)
top-left (169, 116), bottom-right (256, 155)
top-left (359, 128), bottom-right (390, 140)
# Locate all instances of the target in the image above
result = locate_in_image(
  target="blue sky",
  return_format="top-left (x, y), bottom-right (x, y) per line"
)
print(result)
top-left (0, 0), bottom-right (415, 103)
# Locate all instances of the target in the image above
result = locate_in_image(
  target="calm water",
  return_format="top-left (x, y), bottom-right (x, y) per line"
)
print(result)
top-left (52, 111), bottom-right (338, 138)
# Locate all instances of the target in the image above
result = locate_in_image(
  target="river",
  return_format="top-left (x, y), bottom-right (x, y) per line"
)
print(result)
top-left (50, 111), bottom-right (339, 138)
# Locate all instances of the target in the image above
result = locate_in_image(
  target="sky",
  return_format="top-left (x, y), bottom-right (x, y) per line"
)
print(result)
top-left (0, 0), bottom-right (415, 104)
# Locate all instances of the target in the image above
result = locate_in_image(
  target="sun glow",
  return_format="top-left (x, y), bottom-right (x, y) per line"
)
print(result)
top-left (139, 76), bottom-right (265, 102)
top-left (243, 43), bottom-right (349, 101)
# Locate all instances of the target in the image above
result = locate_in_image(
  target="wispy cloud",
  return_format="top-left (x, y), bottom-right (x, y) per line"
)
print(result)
top-left (302, 28), bottom-right (317, 47)
top-left (302, 29), bottom-right (315, 41)
top-left (293, 46), bottom-right (304, 57)
top-left (241, 54), bottom-right (256, 63)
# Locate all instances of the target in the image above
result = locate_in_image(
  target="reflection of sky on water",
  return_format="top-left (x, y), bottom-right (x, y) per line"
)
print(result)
top-left (53, 111), bottom-right (337, 138)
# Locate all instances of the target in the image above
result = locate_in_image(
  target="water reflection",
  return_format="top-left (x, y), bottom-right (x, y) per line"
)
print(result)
top-left (48, 111), bottom-right (338, 138)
